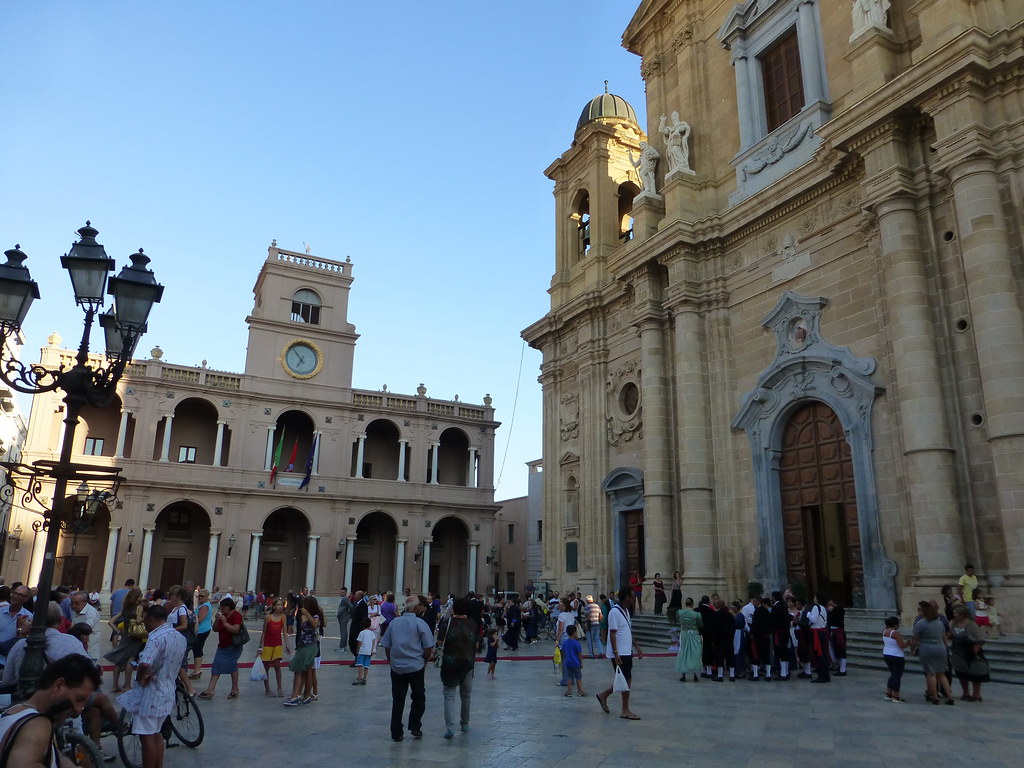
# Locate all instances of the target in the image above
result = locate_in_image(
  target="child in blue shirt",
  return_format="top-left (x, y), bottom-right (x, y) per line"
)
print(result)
top-left (561, 624), bottom-right (585, 697)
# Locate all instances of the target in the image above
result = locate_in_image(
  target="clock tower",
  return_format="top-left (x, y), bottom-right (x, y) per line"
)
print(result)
top-left (244, 242), bottom-right (358, 389)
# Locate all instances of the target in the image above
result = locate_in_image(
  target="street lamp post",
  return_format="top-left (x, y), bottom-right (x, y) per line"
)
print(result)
top-left (0, 222), bottom-right (163, 700)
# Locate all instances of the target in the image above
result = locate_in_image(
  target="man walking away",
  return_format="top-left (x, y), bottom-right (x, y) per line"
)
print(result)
top-left (596, 587), bottom-right (643, 720)
top-left (336, 587), bottom-right (353, 650)
top-left (381, 596), bottom-right (435, 742)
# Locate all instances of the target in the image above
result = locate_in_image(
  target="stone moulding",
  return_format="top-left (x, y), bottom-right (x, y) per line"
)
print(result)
top-left (602, 466), bottom-right (645, 588)
top-left (732, 291), bottom-right (897, 610)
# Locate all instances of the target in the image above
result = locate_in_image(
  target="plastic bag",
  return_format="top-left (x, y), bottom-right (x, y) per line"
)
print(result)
top-left (552, 646), bottom-right (562, 671)
top-left (612, 665), bottom-right (630, 693)
top-left (250, 656), bottom-right (268, 682)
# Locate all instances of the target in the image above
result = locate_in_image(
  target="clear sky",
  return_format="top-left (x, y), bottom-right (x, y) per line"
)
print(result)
top-left (0, 2), bottom-right (647, 500)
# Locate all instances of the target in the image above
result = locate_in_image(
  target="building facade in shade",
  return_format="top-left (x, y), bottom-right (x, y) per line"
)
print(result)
top-left (6, 244), bottom-right (500, 604)
top-left (523, 0), bottom-right (1024, 630)
top-left (0, 331), bottom-right (29, 567)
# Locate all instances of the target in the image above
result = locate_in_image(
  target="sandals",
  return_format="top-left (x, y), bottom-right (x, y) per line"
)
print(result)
top-left (197, 692), bottom-right (214, 700)
top-left (188, 672), bottom-right (202, 680)
top-left (596, 693), bottom-right (610, 713)
top-left (228, 691), bottom-right (239, 698)
top-left (620, 713), bottom-right (642, 720)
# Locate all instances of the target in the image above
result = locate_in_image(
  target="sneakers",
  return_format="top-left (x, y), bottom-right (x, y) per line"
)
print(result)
top-left (444, 728), bottom-right (455, 739)
top-left (283, 697), bottom-right (302, 706)
top-left (411, 730), bottom-right (423, 739)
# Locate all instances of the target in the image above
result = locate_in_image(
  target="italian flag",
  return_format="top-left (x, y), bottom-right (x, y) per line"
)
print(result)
top-left (269, 431), bottom-right (285, 484)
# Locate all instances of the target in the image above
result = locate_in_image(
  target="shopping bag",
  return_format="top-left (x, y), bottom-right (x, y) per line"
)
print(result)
top-left (552, 646), bottom-right (562, 672)
top-left (250, 656), bottom-right (268, 682)
top-left (612, 665), bottom-right (630, 693)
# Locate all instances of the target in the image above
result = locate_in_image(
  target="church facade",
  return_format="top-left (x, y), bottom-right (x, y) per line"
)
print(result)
top-left (523, 0), bottom-right (1024, 629)
top-left (7, 244), bottom-right (499, 603)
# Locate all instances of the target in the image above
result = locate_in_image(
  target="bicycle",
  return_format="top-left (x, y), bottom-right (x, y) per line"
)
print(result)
top-left (56, 717), bottom-right (106, 768)
top-left (116, 678), bottom-right (204, 768)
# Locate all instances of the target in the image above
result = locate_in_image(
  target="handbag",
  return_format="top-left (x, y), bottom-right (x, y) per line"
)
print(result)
top-left (232, 620), bottom-right (251, 647)
top-left (127, 619), bottom-right (149, 640)
top-left (612, 665), bottom-right (630, 693)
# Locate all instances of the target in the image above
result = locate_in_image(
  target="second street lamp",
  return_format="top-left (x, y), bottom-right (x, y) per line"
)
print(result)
top-left (0, 221), bottom-right (164, 699)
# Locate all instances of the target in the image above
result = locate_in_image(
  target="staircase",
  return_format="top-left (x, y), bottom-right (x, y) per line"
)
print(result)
top-left (631, 610), bottom-right (1023, 685)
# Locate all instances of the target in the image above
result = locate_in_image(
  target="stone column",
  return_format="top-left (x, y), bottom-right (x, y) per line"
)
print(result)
top-left (101, 524), bottom-right (120, 593)
top-left (246, 533), bottom-right (262, 592)
top-left (396, 439), bottom-right (407, 482)
top-left (429, 443), bottom-right (439, 484)
top-left (947, 157), bottom-right (1024, 576)
top-left (637, 316), bottom-right (673, 577)
top-left (159, 415), bottom-right (174, 462)
top-left (354, 435), bottom-right (366, 478)
top-left (420, 541), bottom-right (431, 594)
top-left (394, 539), bottom-right (407, 596)
top-left (796, 0), bottom-right (825, 104)
top-left (114, 410), bottom-right (131, 458)
top-left (875, 196), bottom-right (964, 578)
top-left (213, 421), bottom-right (226, 467)
top-left (312, 431), bottom-right (321, 475)
top-left (467, 447), bottom-right (477, 487)
top-left (670, 301), bottom-right (719, 592)
top-left (205, 531), bottom-right (221, 590)
top-left (731, 45), bottom-right (756, 149)
top-left (343, 536), bottom-right (356, 590)
top-left (138, 527), bottom-right (156, 591)
top-left (305, 535), bottom-right (319, 592)
top-left (264, 427), bottom-right (275, 471)
top-left (468, 542), bottom-right (479, 593)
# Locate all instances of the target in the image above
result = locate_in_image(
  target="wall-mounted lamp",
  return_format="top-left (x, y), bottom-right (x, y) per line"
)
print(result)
top-left (8, 524), bottom-right (23, 551)
top-left (335, 538), bottom-right (346, 561)
top-left (486, 545), bottom-right (497, 565)
top-left (227, 533), bottom-right (236, 557)
top-left (126, 528), bottom-right (135, 554)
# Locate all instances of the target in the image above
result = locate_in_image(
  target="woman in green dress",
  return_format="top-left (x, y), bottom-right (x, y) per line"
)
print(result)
top-left (675, 597), bottom-right (704, 682)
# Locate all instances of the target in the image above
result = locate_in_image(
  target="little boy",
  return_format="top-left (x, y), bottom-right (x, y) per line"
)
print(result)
top-left (353, 618), bottom-right (376, 685)
top-left (561, 624), bottom-right (585, 697)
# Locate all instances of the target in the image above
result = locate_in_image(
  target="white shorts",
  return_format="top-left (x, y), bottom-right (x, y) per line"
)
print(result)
top-left (313, 654), bottom-right (322, 670)
top-left (131, 714), bottom-right (164, 735)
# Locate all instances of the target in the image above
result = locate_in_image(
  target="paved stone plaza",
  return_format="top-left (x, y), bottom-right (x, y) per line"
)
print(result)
top-left (101, 642), bottom-right (1024, 768)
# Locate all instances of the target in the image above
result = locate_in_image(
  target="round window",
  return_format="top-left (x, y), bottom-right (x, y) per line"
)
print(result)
top-left (619, 382), bottom-right (640, 417)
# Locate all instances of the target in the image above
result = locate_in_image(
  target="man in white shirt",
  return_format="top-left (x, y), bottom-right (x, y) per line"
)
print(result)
top-left (0, 585), bottom-right (33, 667)
top-left (70, 591), bottom-right (101, 632)
top-left (596, 587), bottom-right (643, 720)
top-left (1, 602), bottom-right (92, 686)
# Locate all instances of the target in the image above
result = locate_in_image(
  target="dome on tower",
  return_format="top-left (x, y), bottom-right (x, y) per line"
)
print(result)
top-left (576, 90), bottom-right (639, 132)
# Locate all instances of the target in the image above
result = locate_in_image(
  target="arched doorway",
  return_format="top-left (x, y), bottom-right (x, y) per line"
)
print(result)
top-left (258, 508), bottom-right (311, 597)
top-left (55, 499), bottom-right (112, 590)
top-left (150, 502), bottom-right (211, 592)
top-left (779, 402), bottom-right (862, 605)
top-left (353, 512), bottom-right (397, 593)
top-left (430, 516), bottom-right (469, 597)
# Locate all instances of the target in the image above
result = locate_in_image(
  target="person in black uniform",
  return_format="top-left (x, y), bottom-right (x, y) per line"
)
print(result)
top-left (749, 596), bottom-right (772, 680)
top-left (697, 595), bottom-right (716, 677)
top-left (770, 591), bottom-right (792, 680)
top-left (711, 598), bottom-right (736, 681)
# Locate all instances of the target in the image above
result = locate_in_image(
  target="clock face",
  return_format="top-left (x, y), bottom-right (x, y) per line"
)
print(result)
top-left (282, 340), bottom-right (322, 379)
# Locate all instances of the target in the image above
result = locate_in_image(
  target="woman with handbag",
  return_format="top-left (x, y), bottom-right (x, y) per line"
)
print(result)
top-left (198, 598), bottom-right (245, 699)
top-left (166, 585), bottom-right (198, 696)
top-left (283, 596), bottom-right (321, 706)
top-left (189, 589), bottom-right (213, 680)
top-left (104, 587), bottom-right (145, 692)
top-left (950, 604), bottom-right (990, 701)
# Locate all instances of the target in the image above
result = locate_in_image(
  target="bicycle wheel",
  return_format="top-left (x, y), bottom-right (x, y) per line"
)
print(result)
top-left (117, 708), bottom-right (144, 768)
top-left (62, 730), bottom-right (105, 768)
top-left (168, 684), bottom-right (204, 748)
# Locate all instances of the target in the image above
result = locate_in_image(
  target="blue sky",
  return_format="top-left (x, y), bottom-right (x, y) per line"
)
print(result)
top-left (0, 2), bottom-right (647, 499)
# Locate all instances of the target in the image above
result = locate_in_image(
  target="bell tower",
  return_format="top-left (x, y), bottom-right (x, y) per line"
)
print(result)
top-left (544, 86), bottom-right (645, 308)
top-left (244, 242), bottom-right (359, 390)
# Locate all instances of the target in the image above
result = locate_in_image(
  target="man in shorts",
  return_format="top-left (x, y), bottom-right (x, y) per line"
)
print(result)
top-left (117, 604), bottom-right (187, 768)
top-left (595, 587), bottom-right (643, 720)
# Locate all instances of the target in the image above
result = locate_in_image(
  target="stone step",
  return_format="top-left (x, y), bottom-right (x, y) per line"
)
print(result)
top-left (629, 613), bottom-right (1024, 685)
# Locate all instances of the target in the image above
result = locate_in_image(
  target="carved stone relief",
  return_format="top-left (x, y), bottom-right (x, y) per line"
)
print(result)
top-left (559, 392), bottom-right (580, 442)
top-left (606, 361), bottom-right (643, 445)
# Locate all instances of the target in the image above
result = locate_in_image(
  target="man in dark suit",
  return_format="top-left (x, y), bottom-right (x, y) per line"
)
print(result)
top-left (769, 590), bottom-right (792, 680)
top-left (348, 591), bottom-right (369, 660)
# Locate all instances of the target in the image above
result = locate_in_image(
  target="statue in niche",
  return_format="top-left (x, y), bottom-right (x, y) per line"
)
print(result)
top-left (629, 141), bottom-right (661, 197)
top-left (852, 0), bottom-right (891, 36)
top-left (659, 111), bottom-right (693, 175)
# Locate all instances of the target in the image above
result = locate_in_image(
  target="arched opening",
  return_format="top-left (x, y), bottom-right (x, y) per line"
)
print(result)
top-left (291, 288), bottom-right (321, 325)
top-left (437, 428), bottom-right (469, 486)
top-left (779, 401), bottom-right (862, 605)
top-left (429, 516), bottom-right (469, 597)
top-left (617, 182), bottom-right (639, 243)
top-left (357, 419), bottom-right (401, 480)
top-left (572, 190), bottom-right (591, 260)
top-left (78, 397), bottom-right (122, 458)
top-left (152, 398), bottom-right (221, 465)
top-left (150, 501), bottom-right (211, 593)
top-left (271, 410), bottom-right (315, 479)
top-left (259, 507), bottom-right (311, 596)
top-left (55, 498), bottom-right (112, 590)
top-left (353, 511), bottom-right (398, 593)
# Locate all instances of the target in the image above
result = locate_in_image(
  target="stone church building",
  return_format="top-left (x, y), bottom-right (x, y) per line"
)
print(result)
top-left (7, 243), bottom-right (499, 605)
top-left (523, 0), bottom-right (1024, 629)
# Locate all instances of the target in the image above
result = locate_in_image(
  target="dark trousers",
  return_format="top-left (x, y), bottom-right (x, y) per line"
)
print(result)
top-left (812, 628), bottom-right (831, 680)
top-left (883, 655), bottom-right (905, 693)
top-left (390, 667), bottom-right (426, 738)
